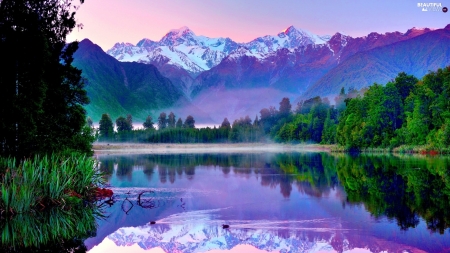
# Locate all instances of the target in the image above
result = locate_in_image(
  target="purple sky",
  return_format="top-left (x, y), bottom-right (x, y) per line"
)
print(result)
top-left (67, 0), bottom-right (450, 51)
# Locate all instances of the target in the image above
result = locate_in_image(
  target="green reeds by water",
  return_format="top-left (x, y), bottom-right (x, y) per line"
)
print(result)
top-left (1, 206), bottom-right (100, 250)
top-left (0, 153), bottom-right (104, 215)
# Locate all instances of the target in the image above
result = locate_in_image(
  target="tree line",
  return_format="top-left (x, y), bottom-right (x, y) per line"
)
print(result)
top-left (337, 67), bottom-right (450, 151)
top-left (94, 66), bottom-right (450, 151)
top-left (274, 67), bottom-right (450, 151)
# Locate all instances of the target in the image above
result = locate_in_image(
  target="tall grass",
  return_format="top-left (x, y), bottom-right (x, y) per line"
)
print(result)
top-left (0, 153), bottom-right (104, 215)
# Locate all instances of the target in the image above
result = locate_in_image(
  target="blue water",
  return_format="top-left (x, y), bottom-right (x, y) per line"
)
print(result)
top-left (85, 152), bottom-right (450, 252)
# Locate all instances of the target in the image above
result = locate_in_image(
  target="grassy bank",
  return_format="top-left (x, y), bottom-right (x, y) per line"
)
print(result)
top-left (0, 153), bottom-right (104, 216)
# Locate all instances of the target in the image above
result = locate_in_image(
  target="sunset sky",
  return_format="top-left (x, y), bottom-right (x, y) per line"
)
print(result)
top-left (67, 0), bottom-right (450, 51)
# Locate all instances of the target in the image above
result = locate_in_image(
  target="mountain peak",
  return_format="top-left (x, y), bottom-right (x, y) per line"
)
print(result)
top-left (168, 26), bottom-right (193, 36)
top-left (159, 26), bottom-right (198, 47)
top-left (136, 38), bottom-right (156, 48)
top-left (282, 25), bottom-right (297, 34)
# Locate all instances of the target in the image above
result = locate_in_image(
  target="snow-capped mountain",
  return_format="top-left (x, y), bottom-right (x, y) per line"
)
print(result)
top-left (245, 26), bottom-right (330, 54)
top-left (106, 27), bottom-right (240, 74)
top-left (76, 24), bottom-right (450, 123)
top-left (106, 26), bottom-right (330, 74)
top-left (191, 26), bottom-right (441, 97)
top-left (95, 219), bottom-right (425, 253)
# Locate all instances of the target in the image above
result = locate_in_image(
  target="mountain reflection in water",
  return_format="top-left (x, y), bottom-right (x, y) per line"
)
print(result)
top-left (83, 152), bottom-right (450, 252)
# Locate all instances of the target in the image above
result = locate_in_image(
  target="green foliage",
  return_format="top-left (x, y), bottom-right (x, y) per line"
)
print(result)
top-left (143, 115), bottom-right (155, 130)
top-left (72, 40), bottom-right (186, 123)
top-left (274, 96), bottom-right (336, 144)
top-left (0, 0), bottom-right (93, 157)
top-left (95, 68), bottom-right (450, 149)
top-left (0, 153), bottom-right (104, 215)
top-left (336, 67), bottom-right (450, 151)
top-left (116, 115), bottom-right (132, 132)
top-left (176, 118), bottom-right (183, 128)
top-left (337, 154), bottom-right (450, 233)
top-left (98, 113), bottom-right (114, 140)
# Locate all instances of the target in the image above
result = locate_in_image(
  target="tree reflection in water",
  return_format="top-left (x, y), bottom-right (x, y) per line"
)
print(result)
top-left (337, 154), bottom-right (450, 234)
top-left (0, 206), bottom-right (101, 252)
top-left (98, 152), bottom-right (450, 234)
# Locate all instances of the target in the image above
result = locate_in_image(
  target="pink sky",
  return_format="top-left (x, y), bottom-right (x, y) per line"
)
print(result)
top-left (67, 0), bottom-right (450, 51)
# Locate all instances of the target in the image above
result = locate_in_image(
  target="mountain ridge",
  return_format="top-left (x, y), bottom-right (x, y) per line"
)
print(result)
top-left (73, 24), bottom-right (450, 124)
top-left (72, 39), bottom-right (189, 122)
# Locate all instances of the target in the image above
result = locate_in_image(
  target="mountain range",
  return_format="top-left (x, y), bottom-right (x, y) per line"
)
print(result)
top-left (73, 24), bottom-right (450, 123)
top-left (92, 220), bottom-right (427, 253)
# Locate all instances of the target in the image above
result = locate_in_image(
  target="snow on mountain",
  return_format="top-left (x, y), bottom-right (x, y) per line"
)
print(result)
top-left (245, 26), bottom-right (330, 54)
top-left (106, 25), bottom-right (438, 75)
top-left (106, 26), bottom-right (329, 74)
top-left (105, 222), bottom-right (337, 252)
top-left (99, 219), bottom-right (424, 253)
top-left (227, 46), bottom-right (266, 60)
top-left (106, 27), bottom-right (239, 74)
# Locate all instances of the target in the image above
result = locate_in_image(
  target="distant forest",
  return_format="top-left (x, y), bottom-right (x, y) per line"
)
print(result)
top-left (94, 66), bottom-right (450, 151)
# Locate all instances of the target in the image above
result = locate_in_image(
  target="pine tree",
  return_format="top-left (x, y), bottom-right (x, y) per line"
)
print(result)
top-left (279, 97), bottom-right (292, 118)
top-left (184, 115), bottom-right (195, 129)
top-left (99, 114), bottom-right (114, 140)
top-left (143, 115), bottom-right (155, 130)
top-left (221, 118), bottom-right (231, 128)
top-left (158, 112), bottom-right (167, 130)
top-left (176, 118), bottom-right (183, 128)
top-left (126, 114), bottom-right (133, 131)
top-left (116, 116), bottom-right (131, 132)
top-left (168, 112), bottom-right (176, 128)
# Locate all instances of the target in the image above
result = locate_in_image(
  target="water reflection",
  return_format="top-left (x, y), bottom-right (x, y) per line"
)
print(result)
top-left (91, 210), bottom-right (427, 253)
top-left (99, 153), bottom-right (340, 199)
top-left (337, 154), bottom-right (450, 234)
top-left (1, 206), bottom-right (99, 252)
top-left (89, 152), bottom-right (450, 252)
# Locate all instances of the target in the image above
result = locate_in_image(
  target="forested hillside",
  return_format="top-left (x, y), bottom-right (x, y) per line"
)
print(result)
top-left (95, 66), bottom-right (450, 153)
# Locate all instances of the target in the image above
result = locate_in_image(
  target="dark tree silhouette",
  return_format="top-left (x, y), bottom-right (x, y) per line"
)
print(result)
top-left (116, 116), bottom-right (132, 132)
top-left (221, 118), bottom-right (231, 128)
top-left (168, 112), bottom-right (176, 128)
top-left (0, 0), bottom-right (90, 156)
top-left (126, 114), bottom-right (133, 130)
top-left (279, 97), bottom-right (292, 118)
top-left (176, 118), bottom-right (183, 128)
top-left (184, 115), bottom-right (195, 128)
top-left (158, 112), bottom-right (167, 130)
top-left (99, 114), bottom-right (114, 140)
top-left (143, 115), bottom-right (155, 130)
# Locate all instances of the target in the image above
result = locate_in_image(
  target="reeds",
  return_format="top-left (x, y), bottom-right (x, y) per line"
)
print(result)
top-left (0, 153), bottom-right (104, 216)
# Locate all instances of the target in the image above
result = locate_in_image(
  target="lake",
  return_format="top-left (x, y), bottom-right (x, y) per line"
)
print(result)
top-left (2, 152), bottom-right (449, 252)
top-left (83, 152), bottom-right (450, 252)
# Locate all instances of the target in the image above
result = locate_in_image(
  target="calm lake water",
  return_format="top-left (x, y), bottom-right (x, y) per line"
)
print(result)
top-left (81, 152), bottom-right (450, 253)
top-left (2, 152), bottom-right (449, 252)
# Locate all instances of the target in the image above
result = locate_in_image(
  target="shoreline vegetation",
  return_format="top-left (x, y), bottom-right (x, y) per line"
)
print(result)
top-left (96, 67), bottom-right (450, 154)
top-left (0, 153), bottom-right (104, 217)
top-left (93, 143), bottom-right (449, 155)
top-left (0, 1), bottom-right (106, 249)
